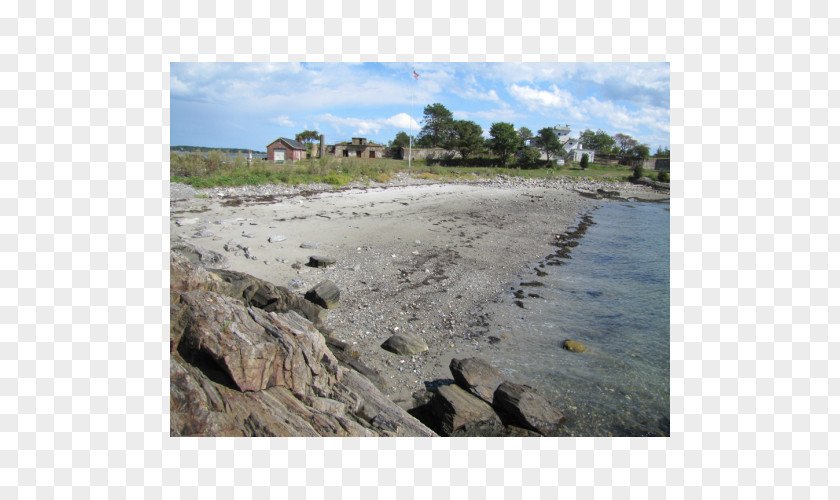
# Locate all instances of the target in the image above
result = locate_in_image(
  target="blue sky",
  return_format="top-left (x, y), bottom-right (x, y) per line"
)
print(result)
top-left (170, 62), bottom-right (670, 152)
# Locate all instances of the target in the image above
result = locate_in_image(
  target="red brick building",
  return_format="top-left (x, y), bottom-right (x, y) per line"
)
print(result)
top-left (266, 137), bottom-right (307, 163)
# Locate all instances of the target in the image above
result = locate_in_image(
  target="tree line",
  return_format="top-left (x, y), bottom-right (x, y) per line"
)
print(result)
top-left (387, 102), bottom-right (662, 169)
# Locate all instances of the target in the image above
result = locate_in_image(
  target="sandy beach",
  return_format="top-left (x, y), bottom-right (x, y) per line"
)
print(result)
top-left (170, 176), bottom-right (669, 409)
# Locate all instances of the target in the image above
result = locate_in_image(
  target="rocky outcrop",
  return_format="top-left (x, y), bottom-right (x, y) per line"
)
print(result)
top-left (171, 239), bottom-right (230, 269)
top-left (492, 381), bottom-right (565, 436)
top-left (170, 252), bottom-right (436, 437)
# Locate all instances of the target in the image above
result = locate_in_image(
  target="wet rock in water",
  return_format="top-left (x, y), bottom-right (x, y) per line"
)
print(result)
top-left (381, 332), bottom-right (428, 355)
top-left (493, 381), bottom-right (565, 436)
top-left (504, 425), bottom-right (543, 437)
top-left (308, 255), bottom-right (336, 268)
top-left (300, 241), bottom-right (322, 249)
top-left (488, 336), bottom-right (501, 345)
top-left (449, 357), bottom-right (506, 405)
top-left (268, 235), bottom-right (287, 243)
top-left (429, 384), bottom-right (503, 436)
top-left (304, 280), bottom-right (341, 309)
top-left (563, 340), bottom-right (587, 352)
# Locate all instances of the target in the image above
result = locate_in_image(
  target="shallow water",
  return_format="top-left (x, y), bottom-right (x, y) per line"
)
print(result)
top-left (487, 200), bottom-right (670, 436)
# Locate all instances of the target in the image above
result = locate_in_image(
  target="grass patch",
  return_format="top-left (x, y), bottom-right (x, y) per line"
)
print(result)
top-left (171, 152), bottom-right (648, 188)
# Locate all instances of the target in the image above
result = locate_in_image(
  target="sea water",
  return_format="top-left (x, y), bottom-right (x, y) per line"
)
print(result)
top-left (488, 200), bottom-right (670, 436)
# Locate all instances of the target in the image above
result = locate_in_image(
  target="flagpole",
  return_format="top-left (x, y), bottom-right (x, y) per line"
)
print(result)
top-left (409, 66), bottom-right (414, 171)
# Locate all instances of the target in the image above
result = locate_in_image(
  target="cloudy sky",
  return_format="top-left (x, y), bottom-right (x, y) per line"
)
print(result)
top-left (170, 62), bottom-right (669, 152)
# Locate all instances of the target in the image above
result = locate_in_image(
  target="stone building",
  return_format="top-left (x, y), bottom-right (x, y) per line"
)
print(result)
top-left (330, 137), bottom-right (387, 158)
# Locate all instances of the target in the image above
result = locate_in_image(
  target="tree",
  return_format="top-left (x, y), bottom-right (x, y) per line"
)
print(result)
top-left (295, 130), bottom-right (320, 145)
top-left (579, 129), bottom-right (616, 154)
top-left (654, 146), bottom-right (670, 158)
top-left (390, 131), bottom-right (411, 149)
top-left (631, 144), bottom-right (650, 161)
top-left (450, 120), bottom-right (485, 159)
top-left (580, 153), bottom-right (589, 170)
top-left (613, 133), bottom-right (638, 154)
top-left (418, 103), bottom-right (454, 147)
top-left (535, 127), bottom-right (562, 162)
top-left (517, 146), bottom-right (542, 169)
top-left (517, 126), bottom-right (533, 144)
top-left (488, 122), bottom-right (520, 168)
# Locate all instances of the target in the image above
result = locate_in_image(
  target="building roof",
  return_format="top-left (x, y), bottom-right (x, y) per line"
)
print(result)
top-left (267, 137), bottom-right (306, 150)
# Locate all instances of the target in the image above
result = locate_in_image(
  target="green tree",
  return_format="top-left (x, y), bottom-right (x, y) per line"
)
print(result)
top-left (517, 146), bottom-right (542, 169)
top-left (295, 130), bottom-right (320, 145)
top-left (450, 120), bottom-right (485, 159)
top-left (517, 126), bottom-right (533, 144)
top-left (390, 131), bottom-right (411, 149)
top-left (580, 153), bottom-right (589, 170)
top-left (579, 129), bottom-right (616, 154)
top-left (631, 144), bottom-right (650, 161)
top-left (535, 127), bottom-right (562, 162)
top-left (418, 103), bottom-right (454, 147)
top-left (488, 122), bottom-right (520, 168)
top-left (613, 133), bottom-right (638, 154)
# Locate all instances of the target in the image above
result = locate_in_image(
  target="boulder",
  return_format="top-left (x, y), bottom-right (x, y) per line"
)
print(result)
top-left (492, 381), bottom-right (565, 436)
top-left (268, 235), bottom-right (287, 243)
top-left (308, 255), bottom-right (336, 268)
top-left (563, 339), bottom-right (587, 352)
top-left (305, 280), bottom-right (341, 309)
top-left (429, 384), bottom-right (503, 436)
top-left (381, 332), bottom-right (428, 355)
top-left (449, 357), bottom-right (506, 405)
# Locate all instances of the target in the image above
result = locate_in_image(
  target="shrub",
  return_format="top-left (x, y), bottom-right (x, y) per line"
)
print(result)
top-left (657, 170), bottom-right (670, 182)
top-left (580, 153), bottom-right (589, 170)
top-left (632, 163), bottom-right (644, 180)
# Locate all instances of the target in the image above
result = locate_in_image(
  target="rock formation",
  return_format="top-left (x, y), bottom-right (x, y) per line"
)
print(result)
top-left (170, 251), bottom-right (436, 437)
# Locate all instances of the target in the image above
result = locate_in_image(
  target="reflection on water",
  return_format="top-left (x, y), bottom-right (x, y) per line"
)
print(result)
top-left (488, 201), bottom-right (670, 436)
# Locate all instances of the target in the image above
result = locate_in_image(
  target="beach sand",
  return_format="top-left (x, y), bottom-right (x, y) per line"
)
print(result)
top-left (170, 177), bottom-right (668, 409)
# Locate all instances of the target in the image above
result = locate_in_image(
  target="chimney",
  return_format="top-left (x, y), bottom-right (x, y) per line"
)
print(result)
top-left (319, 135), bottom-right (325, 157)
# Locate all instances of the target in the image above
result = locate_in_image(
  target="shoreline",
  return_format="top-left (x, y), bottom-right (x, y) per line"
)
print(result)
top-left (170, 177), bottom-right (669, 413)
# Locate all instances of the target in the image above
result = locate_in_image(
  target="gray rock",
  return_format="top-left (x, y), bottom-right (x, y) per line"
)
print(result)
top-left (308, 255), bottom-right (336, 268)
top-left (192, 228), bottom-right (214, 238)
top-left (304, 280), bottom-right (341, 309)
top-left (300, 241), bottom-right (322, 249)
top-left (224, 239), bottom-right (244, 252)
top-left (242, 231), bottom-right (255, 238)
top-left (492, 381), bottom-right (565, 436)
top-left (268, 235), bottom-right (287, 243)
top-left (430, 384), bottom-right (503, 436)
top-left (449, 357), bottom-right (506, 405)
top-left (175, 217), bottom-right (200, 226)
top-left (171, 240), bottom-right (230, 269)
top-left (381, 332), bottom-right (428, 355)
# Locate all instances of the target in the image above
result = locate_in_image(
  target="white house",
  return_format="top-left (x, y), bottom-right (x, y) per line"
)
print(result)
top-left (562, 139), bottom-right (596, 163)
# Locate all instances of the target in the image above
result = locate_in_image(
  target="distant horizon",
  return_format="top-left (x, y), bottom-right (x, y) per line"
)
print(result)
top-left (171, 62), bottom-right (670, 152)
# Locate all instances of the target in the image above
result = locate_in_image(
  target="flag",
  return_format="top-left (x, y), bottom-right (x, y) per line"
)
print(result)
top-left (413, 70), bottom-right (419, 79)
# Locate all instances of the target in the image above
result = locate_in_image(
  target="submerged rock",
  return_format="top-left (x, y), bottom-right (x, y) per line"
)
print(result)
top-left (563, 339), bottom-right (587, 352)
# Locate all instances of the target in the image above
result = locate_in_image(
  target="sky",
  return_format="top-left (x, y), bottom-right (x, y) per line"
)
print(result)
top-left (170, 62), bottom-right (670, 152)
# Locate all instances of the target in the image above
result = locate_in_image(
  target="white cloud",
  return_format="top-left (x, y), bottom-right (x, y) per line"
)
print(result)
top-left (508, 84), bottom-right (574, 110)
top-left (269, 115), bottom-right (295, 127)
top-left (315, 113), bottom-right (420, 137)
top-left (171, 76), bottom-right (190, 96)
